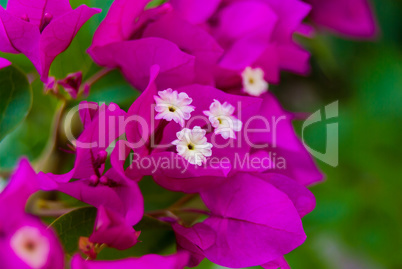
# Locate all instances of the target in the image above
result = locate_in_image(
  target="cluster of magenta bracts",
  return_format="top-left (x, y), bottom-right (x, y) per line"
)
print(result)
top-left (0, 0), bottom-right (377, 268)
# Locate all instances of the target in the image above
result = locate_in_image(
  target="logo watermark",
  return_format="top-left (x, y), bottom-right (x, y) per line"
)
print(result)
top-left (62, 100), bottom-right (339, 172)
top-left (302, 101), bottom-right (339, 167)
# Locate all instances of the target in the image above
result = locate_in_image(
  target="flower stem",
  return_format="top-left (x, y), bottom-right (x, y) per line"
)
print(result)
top-left (34, 100), bottom-right (66, 172)
top-left (168, 194), bottom-right (198, 210)
top-left (172, 208), bottom-right (210, 216)
top-left (84, 68), bottom-right (113, 87)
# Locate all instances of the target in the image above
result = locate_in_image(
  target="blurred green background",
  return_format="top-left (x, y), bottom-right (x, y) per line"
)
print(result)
top-left (1, 0), bottom-right (401, 268)
top-left (280, 0), bottom-right (402, 268)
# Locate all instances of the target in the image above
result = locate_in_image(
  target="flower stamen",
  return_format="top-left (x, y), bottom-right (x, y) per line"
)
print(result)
top-left (154, 88), bottom-right (195, 127)
top-left (172, 126), bottom-right (213, 166)
top-left (10, 226), bottom-right (50, 269)
top-left (241, 67), bottom-right (268, 96)
top-left (203, 100), bottom-right (242, 139)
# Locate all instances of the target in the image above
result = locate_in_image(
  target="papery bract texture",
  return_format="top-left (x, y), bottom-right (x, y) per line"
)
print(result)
top-left (249, 92), bottom-right (324, 186)
top-left (174, 173), bottom-right (307, 268)
top-left (38, 102), bottom-right (144, 226)
top-left (89, 0), bottom-right (224, 90)
top-left (89, 206), bottom-right (140, 250)
top-left (170, 0), bottom-right (312, 86)
top-left (0, 159), bottom-right (64, 269)
top-left (0, 0), bottom-right (100, 81)
top-left (170, 0), bottom-right (221, 24)
top-left (306, 0), bottom-right (378, 38)
top-left (0, 57), bottom-right (11, 69)
top-left (123, 68), bottom-right (267, 193)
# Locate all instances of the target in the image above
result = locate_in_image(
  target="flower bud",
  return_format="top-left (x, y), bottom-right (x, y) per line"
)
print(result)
top-left (89, 175), bottom-right (99, 186)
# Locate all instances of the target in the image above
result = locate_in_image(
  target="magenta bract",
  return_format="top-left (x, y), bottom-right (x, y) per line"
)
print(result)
top-left (0, 0), bottom-right (100, 81)
top-left (0, 159), bottom-right (64, 269)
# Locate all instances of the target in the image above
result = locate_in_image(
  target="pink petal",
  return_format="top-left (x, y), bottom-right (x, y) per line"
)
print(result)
top-left (307, 0), bottom-right (378, 38)
top-left (0, 7), bottom-right (41, 67)
top-left (200, 173), bottom-right (306, 267)
top-left (278, 43), bottom-right (311, 76)
top-left (258, 173), bottom-right (316, 217)
top-left (170, 0), bottom-right (221, 24)
top-left (38, 5), bottom-right (101, 81)
top-left (268, 0), bottom-right (311, 43)
top-left (213, 0), bottom-right (277, 43)
top-left (0, 57), bottom-right (11, 69)
top-left (145, 152), bottom-right (230, 193)
top-left (173, 223), bottom-right (216, 267)
top-left (89, 38), bottom-right (195, 90)
top-left (39, 168), bottom-right (143, 226)
top-left (249, 93), bottom-right (323, 186)
top-left (0, 159), bottom-right (39, 213)
top-left (89, 206), bottom-right (139, 250)
top-left (0, 12), bottom-right (19, 53)
top-left (90, 0), bottom-right (150, 48)
top-left (6, 0), bottom-right (72, 27)
top-left (175, 173), bottom-right (306, 268)
top-left (142, 11), bottom-right (223, 85)
top-left (125, 65), bottom-right (160, 153)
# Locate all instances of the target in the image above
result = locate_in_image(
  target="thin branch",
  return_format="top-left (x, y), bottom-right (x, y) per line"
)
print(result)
top-left (172, 208), bottom-right (210, 216)
top-left (168, 194), bottom-right (198, 210)
top-left (33, 207), bottom-right (77, 218)
top-left (33, 100), bottom-right (66, 172)
top-left (84, 68), bottom-right (113, 88)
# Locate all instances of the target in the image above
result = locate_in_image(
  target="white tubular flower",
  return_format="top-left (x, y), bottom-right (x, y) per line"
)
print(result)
top-left (154, 88), bottom-right (195, 127)
top-left (172, 126), bottom-right (213, 166)
top-left (10, 226), bottom-right (50, 269)
top-left (241, 66), bottom-right (269, 96)
top-left (203, 100), bottom-right (242, 139)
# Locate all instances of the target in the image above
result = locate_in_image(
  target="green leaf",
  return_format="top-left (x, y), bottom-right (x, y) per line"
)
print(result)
top-left (49, 207), bottom-right (97, 255)
top-left (0, 79), bottom-right (58, 170)
top-left (147, 0), bottom-right (166, 8)
top-left (0, 66), bottom-right (32, 142)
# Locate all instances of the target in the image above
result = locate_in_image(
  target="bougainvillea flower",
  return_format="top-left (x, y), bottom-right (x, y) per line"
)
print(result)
top-left (90, 37), bottom-right (196, 91)
top-left (89, 206), bottom-right (140, 250)
top-left (173, 172), bottom-right (311, 268)
top-left (171, 0), bottom-right (311, 89)
top-left (121, 67), bottom-right (264, 193)
top-left (38, 102), bottom-right (143, 225)
top-left (0, 0), bottom-right (100, 81)
top-left (0, 159), bottom-right (64, 269)
top-left (43, 102), bottom-right (125, 182)
top-left (141, 11), bottom-right (224, 86)
top-left (0, 57), bottom-right (11, 69)
top-left (169, 0), bottom-right (221, 24)
top-left (58, 72), bottom-right (83, 99)
top-left (89, 0), bottom-right (223, 90)
top-left (258, 173), bottom-right (316, 218)
top-left (241, 67), bottom-right (269, 96)
top-left (306, 0), bottom-right (378, 38)
top-left (40, 166), bottom-right (143, 225)
top-left (71, 252), bottom-right (189, 269)
top-left (154, 88), bottom-right (195, 127)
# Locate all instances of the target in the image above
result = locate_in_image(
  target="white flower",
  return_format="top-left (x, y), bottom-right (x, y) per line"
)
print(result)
top-left (241, 66), bottom-right (268, 96)
top-left (172, 126), bottom-right (213, 166)
top-left (154, 88), bottom-right (195, 127)
top-left (10, 226), bottom-right (50, 269)
top-left (203, 100), bottom-right (242, 139)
